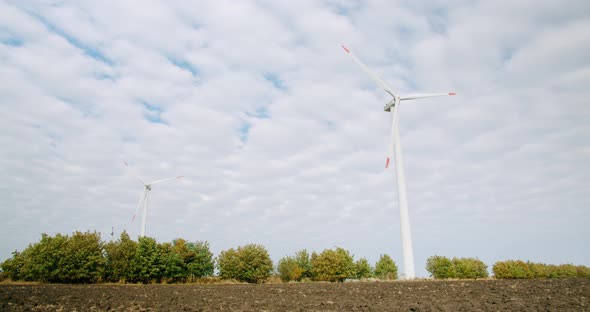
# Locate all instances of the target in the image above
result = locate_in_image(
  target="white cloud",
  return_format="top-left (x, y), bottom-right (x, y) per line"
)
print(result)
top-left (1, 0), bottom-right (589, 277)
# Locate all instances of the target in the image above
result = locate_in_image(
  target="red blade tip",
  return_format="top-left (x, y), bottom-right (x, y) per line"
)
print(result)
top-left (341, 45), bottom-right (350, 53)
top-left (385, 157), bottom-right (390, 168)
top-left (448, 92), bottom-right (456, 96)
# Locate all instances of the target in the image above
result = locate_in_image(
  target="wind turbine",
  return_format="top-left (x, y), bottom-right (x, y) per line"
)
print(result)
top-left (341, 44), bottom-right (456, 279)
top-left (123, 161), bottom-right (183, 237)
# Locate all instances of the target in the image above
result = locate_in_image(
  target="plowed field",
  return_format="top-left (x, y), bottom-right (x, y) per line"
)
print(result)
top-left (1, 278), bottom-right (589, 311)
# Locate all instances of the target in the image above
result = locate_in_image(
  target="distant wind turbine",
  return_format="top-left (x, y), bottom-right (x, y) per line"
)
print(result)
top-left (341, 44), bottom-right (456, 279)
top-left (123, 161), bottom-right (183, 237)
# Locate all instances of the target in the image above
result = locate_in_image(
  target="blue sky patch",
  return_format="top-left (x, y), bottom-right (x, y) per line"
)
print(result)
top-left (322, 120), bottom-right (336, 130)
top-left (168, 56), bottom-right (199, 77)
top-left (1, 37), bottom-right (23, 47)
top-left (247, 107), bottom-right (270, 119)
top-left (56, 96), bottom-right (97, 118)
top-left (395, 25), bottom-right (415, 42)
top-left (30, 12), bottom-right (114, 66)
top-left (142, 101), bottom-right (167, 124)
top-left (93, 72), bottom-right (117, 81)
top-left (427, 7), bottom-right (448, 35)
top-left (324, 0), bottom-right (363, 16)
top-left (239, 122), bottom-right (252, 142)
top-left (264, 73), bottom-right (286, 90)
top-left (501, 48), bottom-right (515, 63)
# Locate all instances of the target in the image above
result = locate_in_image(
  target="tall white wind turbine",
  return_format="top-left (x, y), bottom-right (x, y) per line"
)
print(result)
top-left (123, 161), bottom-right (183, 237)
top-left (341, 44), bottom-right (456, 279)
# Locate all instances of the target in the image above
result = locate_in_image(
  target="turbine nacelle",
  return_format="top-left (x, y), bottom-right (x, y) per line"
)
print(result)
top-left (384, 97), bottom-right (398, 112)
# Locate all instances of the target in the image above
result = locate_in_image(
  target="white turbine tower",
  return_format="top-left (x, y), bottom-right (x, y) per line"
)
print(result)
top-left (341, 45), bottom-right (456, 279)
top-left (123, 161), bottom-right (183, 237)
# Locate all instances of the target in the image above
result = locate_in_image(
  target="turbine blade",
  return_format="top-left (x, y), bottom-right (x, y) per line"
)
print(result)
top-left (341, 44), bottom-right (397, 97)
top-left (123, 161), bottom-right (146, 185)
top-left (400, 92), bottom-right (456, 101)
top-left (132, 189), bottom-right (147, 223)
top-left (147, 176), bottom-right (184, 185)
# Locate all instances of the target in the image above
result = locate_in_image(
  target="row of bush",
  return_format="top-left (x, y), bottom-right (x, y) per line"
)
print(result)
top-left (0, 231), bottom-right (215, 283)
top-left (0, 231), bottom-right (397, 284)
top-left (492, 260), bottom-right (590, 279)
top-left (425, 255), bottom-right (590, 279)
top-left (2, 232), bottom-right (588, 283)
top-left (276, 249), bottom-right (398, 282)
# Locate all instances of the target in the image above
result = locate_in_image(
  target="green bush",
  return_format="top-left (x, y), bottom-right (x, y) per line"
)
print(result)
top-left (452, 257), bottom-right (488, 279)
top-left (311, 247), bottom-right (354, 282)
top-left (27, 233), bottom-right (69, 282)
top-left (277, 256), bottom-right (303, 282)
top-left (354, 258), bottom-right (373, 279)
top-left (104, 231), bottom-right (138, 282)
top-left (1, 251), bottom-right (25, 281)
top-left (530, 262), bottom-right (550, 278)
top-left (427, 256), bottom-right (487, 279)
top-left (0, 232), bottom-right (105, 283)
top-left (129, 236), bottom-right (161, 283)
top-left (576, 265), bottom-right (590, 278)
top-left (551, 264), bottom-right (578, 278)
top-left (57, 231), bottom-right (105, 283)
top-left (217, 248), bottom-right (239, 281)
top-left (374, 254), bottom-right (398, 280)
top-left (294, 249), bottom-right (313, 279)
top-left (8, 234), bottom-right (64, 282)
top-left (217, 244), bottom-right (273, 283)
top-left (277, 249), bottom-right (314, 282)
top-left (171, 239), bottom-right (215, 282)
top-left (426, 255), bottom-right (455, 279)
top-left (157, 242), bottom-right (185, 282)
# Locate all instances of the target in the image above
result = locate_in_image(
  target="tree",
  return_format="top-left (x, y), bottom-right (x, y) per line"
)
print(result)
top-left (157, 242), bottom-right (184, 282)
top-left (104, 231), bottom-right (138, 282)
top-left (129, 236), bottom-right (160, 283)
top-left (1, 250), bottom-right (26, 281)
top-left (277, 256), bottom-right (303, 282)
top-left (22, 233), bottom-right (68, 282)
top-left (374, 254), bottom-right (398, 280)
top-left (57, 231), bottom-right (105, 283)
top-left (185, 241), bottom-right (215, 279)
top-left (217, 248), bottom-right (240, 280)
top-left (354, 258), bottom-right (373, 279)
top-left (294, 249), bottom-right (313, 279)
top-left (311, 247), bottom-right (354, 282)
top-left (452, 257), bottom-right (488, 279)
top-left (217, 244), bottom-right (273, 283)
top-left (426, 255), bottom-right (455, 279)
top-left (162, 239), bottom-right (214, 282)
top-left (427, 256), bottom-right (488, 279)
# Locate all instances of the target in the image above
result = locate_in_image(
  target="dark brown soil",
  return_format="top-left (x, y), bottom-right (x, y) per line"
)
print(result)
top-left (1, 278), bottom-right (589, 311)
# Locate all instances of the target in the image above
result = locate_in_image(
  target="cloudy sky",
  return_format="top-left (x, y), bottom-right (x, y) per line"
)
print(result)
top-left (1, 0), bottom-right (589, 278)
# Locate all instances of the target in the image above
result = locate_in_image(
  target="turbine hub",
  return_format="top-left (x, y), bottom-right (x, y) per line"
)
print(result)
top-left (146, 185), bottom-right (152, 191)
